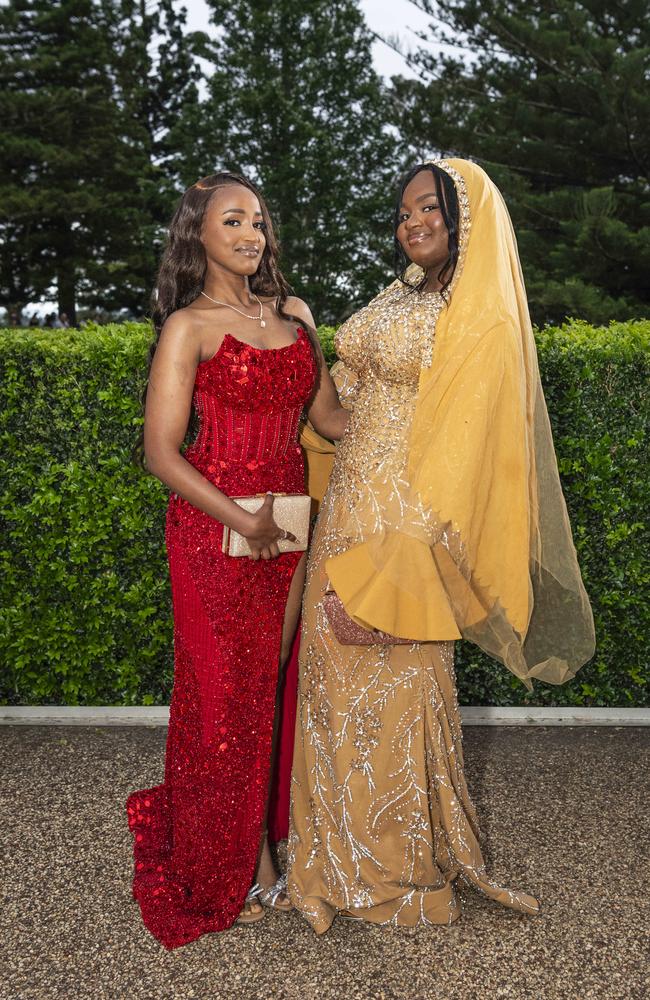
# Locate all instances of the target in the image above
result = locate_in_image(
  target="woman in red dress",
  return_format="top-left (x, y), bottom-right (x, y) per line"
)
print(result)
top-left (126, 172), bottom-right (347, 948)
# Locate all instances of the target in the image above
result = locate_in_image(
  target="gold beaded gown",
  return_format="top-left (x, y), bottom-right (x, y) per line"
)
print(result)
top-left (287, 280), bottom-right (539, 931)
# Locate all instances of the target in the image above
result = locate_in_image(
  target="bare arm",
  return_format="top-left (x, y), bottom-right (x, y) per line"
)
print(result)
top-left (286, 297), bottom-right (349, 441)
top-left (144, 312), bottom-right (287, 559)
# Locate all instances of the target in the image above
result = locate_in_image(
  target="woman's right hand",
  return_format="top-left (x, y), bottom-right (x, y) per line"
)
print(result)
top-left (243, 493), bottom-right (296, 561)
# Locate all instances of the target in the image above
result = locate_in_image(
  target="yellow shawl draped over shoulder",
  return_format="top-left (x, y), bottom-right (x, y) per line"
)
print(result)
top-left (326, 158), bottom-right (595, 688)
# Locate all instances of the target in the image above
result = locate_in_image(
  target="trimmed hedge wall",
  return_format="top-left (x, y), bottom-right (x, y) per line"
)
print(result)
top-left (1, 320), bottom-right (648, 706)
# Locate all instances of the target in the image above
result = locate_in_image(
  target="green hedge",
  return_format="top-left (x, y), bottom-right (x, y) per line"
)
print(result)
top-left (1, 320), bottom-right (648, 706)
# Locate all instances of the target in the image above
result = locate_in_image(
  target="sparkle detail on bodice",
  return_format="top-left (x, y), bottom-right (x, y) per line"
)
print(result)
top-left (186, 327), bottom-right (314, 481)
top-left (330, 283), bottom-right (443, 531)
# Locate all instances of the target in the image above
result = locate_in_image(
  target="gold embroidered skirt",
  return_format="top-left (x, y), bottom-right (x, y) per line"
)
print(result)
top-left (288, 293), bottom-right (539, 932)
top-left (287, 435), bottom-right (539, 929)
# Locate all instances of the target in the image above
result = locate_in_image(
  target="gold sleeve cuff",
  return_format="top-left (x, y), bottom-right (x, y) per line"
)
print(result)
top-left (326, 534), bottom-right (461, 642)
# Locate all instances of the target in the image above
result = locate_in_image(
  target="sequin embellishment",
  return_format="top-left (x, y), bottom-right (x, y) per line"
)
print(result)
top-left (288, 267), bottom-right (540, 930)
top-left (126, 328), bottom-right (316, 949)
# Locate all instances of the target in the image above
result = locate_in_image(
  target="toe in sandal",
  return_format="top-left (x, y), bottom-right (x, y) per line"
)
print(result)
top-left (236, 882), bottom-right (265, 925)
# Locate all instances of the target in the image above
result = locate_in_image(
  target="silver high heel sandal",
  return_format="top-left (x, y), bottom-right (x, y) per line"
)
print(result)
top-left (258, 873), bottom-right (292, 912)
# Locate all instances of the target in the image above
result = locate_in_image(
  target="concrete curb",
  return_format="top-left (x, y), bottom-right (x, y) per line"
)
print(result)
top-left (1, 706), bottom-right (649, 726)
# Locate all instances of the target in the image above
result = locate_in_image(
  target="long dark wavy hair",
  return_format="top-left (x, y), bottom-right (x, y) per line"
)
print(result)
top-left (393, 163), bottom-right (460, 299)
top-left (136, 171), bottom-right (311, 465)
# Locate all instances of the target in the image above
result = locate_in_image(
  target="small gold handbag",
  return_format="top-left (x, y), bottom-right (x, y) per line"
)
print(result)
top-left (322, 586), bottom-right (413, 646)
top-left (221, 493), bottom-right (311, 557)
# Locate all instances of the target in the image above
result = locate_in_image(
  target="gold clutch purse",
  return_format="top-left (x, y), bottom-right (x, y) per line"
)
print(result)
top-left (322, 586), bottom-right (413, 646)
top-left (221, 493), bottom-right (311, 557)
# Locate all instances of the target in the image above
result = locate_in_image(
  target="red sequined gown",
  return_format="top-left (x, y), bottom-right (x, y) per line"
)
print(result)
top-left (126, 327), bottom-right (315, 949)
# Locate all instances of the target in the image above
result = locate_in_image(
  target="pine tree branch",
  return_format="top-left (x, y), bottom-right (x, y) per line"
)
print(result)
top-left (406, 4), bottom-right (512, 61)
top-left (366, 28), bottom-right (430, 82)
top-left (621, 91), bottom-right (649, 180)
top-left (411, 0), bottom-right (603, 92)
top-left (474, 14), bottom-right (600, 92)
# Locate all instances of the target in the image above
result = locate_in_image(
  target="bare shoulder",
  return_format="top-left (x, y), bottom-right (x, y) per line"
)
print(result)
top-left (284, 295), bottom-right (316, 328)
top-left (155, 307), bottom-right (204, 367)
top-left (160, 307), bottom-right (204, 347)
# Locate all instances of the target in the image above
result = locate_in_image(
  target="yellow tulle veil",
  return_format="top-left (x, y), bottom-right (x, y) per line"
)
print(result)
top-left (326, 158), bottom-right (595, 689)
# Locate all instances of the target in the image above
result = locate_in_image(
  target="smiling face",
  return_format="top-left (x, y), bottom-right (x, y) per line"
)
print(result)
top-left (396, 168), bottom-right (450, 279)
top-left (200, 183), bottom-right (267, 277)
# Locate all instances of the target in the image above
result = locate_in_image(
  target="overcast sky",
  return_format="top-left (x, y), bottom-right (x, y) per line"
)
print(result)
top-left (180, 0), bottom-right (436, 80)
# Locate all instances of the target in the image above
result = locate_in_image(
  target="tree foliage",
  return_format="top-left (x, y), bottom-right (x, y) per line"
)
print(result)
top-left (194, 0), bottom-right (396, 323)
top-left (0, 0), bottom-right (200, 321)
top-left (1, 1), bottom-right (648, 324)
top-left (394, 0), bottom-right (650, 325)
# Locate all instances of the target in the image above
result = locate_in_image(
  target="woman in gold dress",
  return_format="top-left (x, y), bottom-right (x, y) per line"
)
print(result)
top-left (288, 158), bottom-right (595, 932)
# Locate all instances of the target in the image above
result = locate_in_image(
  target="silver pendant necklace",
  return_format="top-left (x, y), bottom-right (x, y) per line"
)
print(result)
top-left (200, 289), bottom-right (266, 327)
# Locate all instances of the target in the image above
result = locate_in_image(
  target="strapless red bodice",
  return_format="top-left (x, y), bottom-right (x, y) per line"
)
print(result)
top-left (185, 327), bottom-right (314, 492)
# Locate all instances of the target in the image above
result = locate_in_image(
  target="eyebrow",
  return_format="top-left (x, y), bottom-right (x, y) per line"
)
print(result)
top-left (221, 207), bottom-right (264, 216)
top-left (400, 192), bottom-right (439, 209)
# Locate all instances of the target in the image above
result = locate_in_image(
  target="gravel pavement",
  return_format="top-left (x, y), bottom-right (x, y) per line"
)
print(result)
top-left (1, 724), bottom-right (647, 1000)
